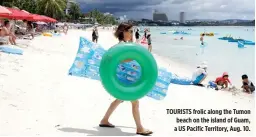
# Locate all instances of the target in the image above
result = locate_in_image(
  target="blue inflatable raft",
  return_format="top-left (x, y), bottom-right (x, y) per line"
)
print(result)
top-left (0, 46), bottom-right (23, 55)
top-left (68, 37), bottom-right (172, 100)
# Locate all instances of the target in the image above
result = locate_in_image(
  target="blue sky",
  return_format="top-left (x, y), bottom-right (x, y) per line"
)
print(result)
top-left (74, 0), bottom-right (255, 20)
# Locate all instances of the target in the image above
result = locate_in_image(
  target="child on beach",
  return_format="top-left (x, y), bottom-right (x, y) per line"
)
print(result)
top-left (241, 74), bottom-right (255, 94)
top-left (192, 62), bottom-right (208, 86)
top-left (215, 72), bottom-right (232, 90)
top-left (99, 23), bottom-right (153, 136)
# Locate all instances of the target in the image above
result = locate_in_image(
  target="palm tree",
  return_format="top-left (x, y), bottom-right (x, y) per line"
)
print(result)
top-left (88, 9), bottom-right (103, 24)
top-left (37, 0), bottom-right (67, 19)
top-left (69, 2), bottom-right (80, 20)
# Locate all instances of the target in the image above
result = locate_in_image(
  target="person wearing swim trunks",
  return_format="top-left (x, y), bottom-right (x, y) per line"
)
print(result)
top-left (144, 29), bottom-right (147, 38)
top-left (92, 27), bottom-right (99, 43)
top-left (147, 33), bottom-right (152, 52)
top-left (99, 23), bottom-right (153, 136)
top-left (192, 62), bottom-right (208, 86)
top-left (135, 29), bottom-right (140, 43)
top-left (215, 72), bottom-right (232, 90)
top-left (200, 34), bottom-right (205, 45)
top-left (0, 20), bottom-right (16, 45)
top-left (241, 74), bottom-right (255, 94)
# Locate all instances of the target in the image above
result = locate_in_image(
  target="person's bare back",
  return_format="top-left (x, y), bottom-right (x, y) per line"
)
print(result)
top-left (0, 26), bottom-right (10, 37)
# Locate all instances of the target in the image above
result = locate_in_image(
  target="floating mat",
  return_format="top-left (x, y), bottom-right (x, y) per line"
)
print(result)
top-left (243, 40), bottom-right (255, 45)
top-left (173, 31), bottom-right (190, 35)
top-left (170, 74), bottom-right (192, 85)
top-left (68, 37), bottom-right (172, 100)
top-left (238, 41), bottom-right (245, 48)
top-left (0, 46), bottom-right (23, 55)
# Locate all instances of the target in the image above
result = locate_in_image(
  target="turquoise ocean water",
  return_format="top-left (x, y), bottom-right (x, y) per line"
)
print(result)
top-left (142, 26), bottom-right (255, 86)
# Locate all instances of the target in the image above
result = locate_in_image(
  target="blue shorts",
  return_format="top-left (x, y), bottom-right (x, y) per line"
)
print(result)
top-left (208, 81), bottom-right (217, 88)
top-left (193, 74), bottom-right (205, 84)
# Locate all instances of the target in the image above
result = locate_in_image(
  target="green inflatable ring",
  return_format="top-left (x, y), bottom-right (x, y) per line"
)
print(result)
top-left (99, 43), bottom-right (158, 101)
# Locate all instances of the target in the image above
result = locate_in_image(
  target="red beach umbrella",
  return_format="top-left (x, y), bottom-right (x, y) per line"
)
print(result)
top-left (0, 6), bottom-right (11, 15)
top-left (0, 7), bottom-right (33, 20)
top-left (42, 16), bottom-right (57, 22)
top-left (28, 14), bottom-right (57, 23)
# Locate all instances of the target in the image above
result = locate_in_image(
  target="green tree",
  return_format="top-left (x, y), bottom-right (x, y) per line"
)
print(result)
top-left (37, 0), bottom-right (67, 19)
top-left (69, 2), bottom-right (81, 20)
top-left (88, 9), bottom-right (104, 24)
top-left (87, 9), bottom-right (118, 25)
top-left (1, 0), bottom-right (14, 7)
top-left (12, 0), bottom-right (37, 13)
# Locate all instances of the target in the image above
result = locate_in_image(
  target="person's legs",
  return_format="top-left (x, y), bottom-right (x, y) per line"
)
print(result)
top-left (131, 100), bottom-right (152, 135)
top-left (193, 74), bottom-right (206, 85)
top-left (8, 36), bottom-right (14, 45)
top-left (100, 99), bottom-right (123, 126)
top-left (148, 44), bottom-right (152, 52)
top-left (198, 75), bottom-right (207, 84)
top-left (243, 85), bottom-right (251, 93)
top-left (216, 81), bottom-right (224, 90)
top-left (249, 85), bottom-right (255, 93)
top-left (223, 81), bottom-right (228, 88)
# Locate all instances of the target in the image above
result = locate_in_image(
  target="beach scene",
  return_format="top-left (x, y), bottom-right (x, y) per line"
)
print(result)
top-left (0, 0), bottom-right (255, 136)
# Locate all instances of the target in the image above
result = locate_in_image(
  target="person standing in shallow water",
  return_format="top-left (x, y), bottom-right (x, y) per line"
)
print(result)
top-left (135, 28), bottom-right (140, 43)
top-left (146, 33), bottom-right (152, 52)
top-left (99, 23), bottom-right (153, 136)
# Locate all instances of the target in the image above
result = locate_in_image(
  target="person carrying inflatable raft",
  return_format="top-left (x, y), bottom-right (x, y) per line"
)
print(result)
top-left (99, 23), bottom-right (153, 136)
top-left (191, 62), bottom-right (208, 86)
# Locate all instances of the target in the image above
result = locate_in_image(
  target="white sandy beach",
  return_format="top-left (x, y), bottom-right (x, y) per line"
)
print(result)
top-left (0, 29), bottom-right (254, 136)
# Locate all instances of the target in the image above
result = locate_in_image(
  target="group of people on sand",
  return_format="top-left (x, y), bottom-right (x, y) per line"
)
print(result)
top-left (0, 19), bottom-right (70, 46)
top-left (191, 61), bottom-right (255, 94)
top-left (135, 28), bottom-right (152, 52)
top-left (0, 19), bottom-right (39, 45)
top-left (90, 22), bottom-right (254, 136)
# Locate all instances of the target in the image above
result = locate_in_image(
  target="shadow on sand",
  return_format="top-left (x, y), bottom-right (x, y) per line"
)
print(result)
top-left (58, 126), bottom-right (137, 136)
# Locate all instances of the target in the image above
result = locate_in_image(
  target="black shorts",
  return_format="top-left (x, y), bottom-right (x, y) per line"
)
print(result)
top-left (92, 36), bottom-right (98, 41)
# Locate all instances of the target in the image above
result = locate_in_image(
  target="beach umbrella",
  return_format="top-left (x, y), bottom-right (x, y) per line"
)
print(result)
top-left (0, 6), bottom-right (11, 14)
top-left (28, 14), bottom-right (57, 23)
top-left (0, 7), bottom-right (33, 20)
top-left (41, 15), bottom-right (57, 22)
